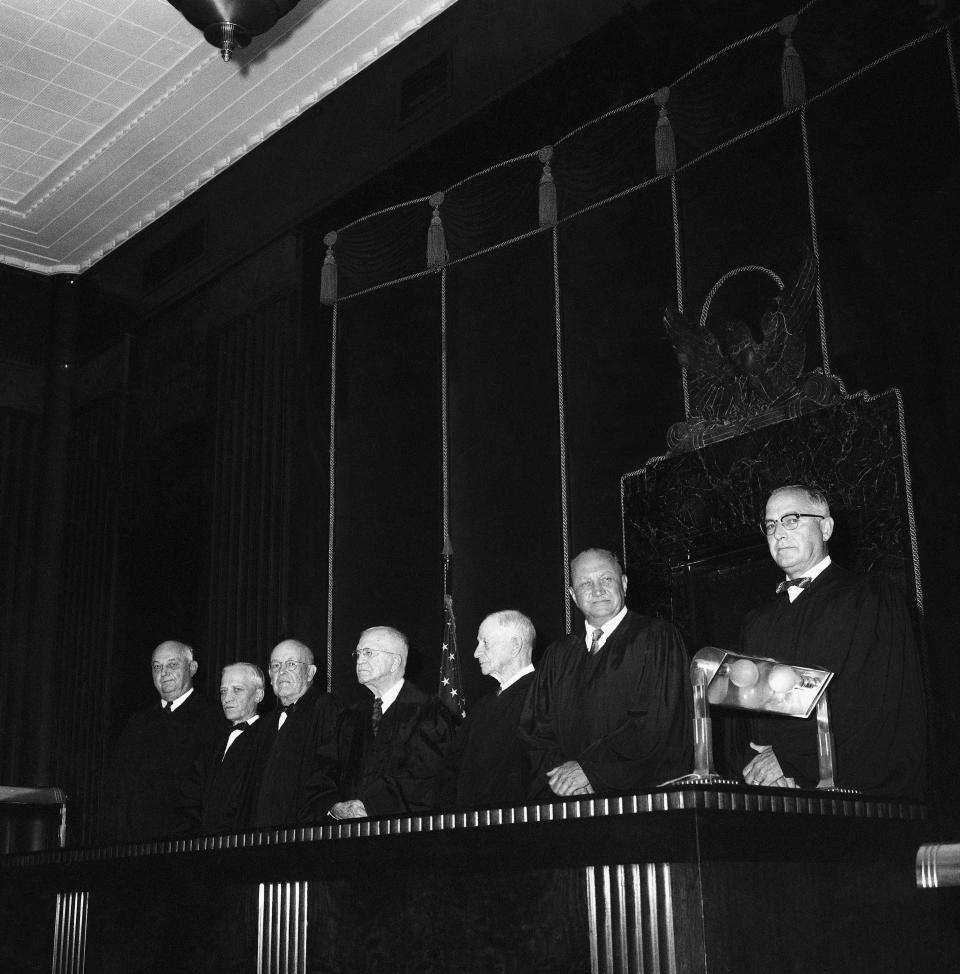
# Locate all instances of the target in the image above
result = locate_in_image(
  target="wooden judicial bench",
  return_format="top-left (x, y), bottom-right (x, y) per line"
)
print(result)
top-left (0, 784), bottom-right (956, 974)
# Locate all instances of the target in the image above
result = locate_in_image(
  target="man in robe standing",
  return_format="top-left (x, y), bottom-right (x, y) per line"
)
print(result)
top-left (184, 661), bottom-right (265, 833)
top-left (322, 626), bottom-right (454, 819)
top-left (107, 640), bottom-right (223, 841)
top-left (739, 484), bottom-right (927, 799)
top-left (249, 639), bottom-right (340, 826)
top-left (520, 548), bottom-right (692, 799)
top-left (438, 609), bottom-right (536, 808)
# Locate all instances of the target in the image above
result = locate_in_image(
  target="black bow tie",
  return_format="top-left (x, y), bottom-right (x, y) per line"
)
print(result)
top-left (776, 576), bottom-right (812, 595)
top-left (232, 720), bottom-right (250, 731)
top-left (281, 702), bottom-right (296, 714)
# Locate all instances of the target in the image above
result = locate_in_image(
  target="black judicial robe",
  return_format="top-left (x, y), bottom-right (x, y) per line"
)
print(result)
top-left (183, 718), bottom-right (263, 834)
top-left (250, 683), bottom-right (340, 827)
top-left (320, 681), bottom-right (455, 817)
top-left (437, 671), bottom-right (535, 809)
top-left (737, 563), bottom-right (927, 799)
top-left (107, 690), bottom-right (225, 841)
top-left (519, 611), bottom-right (693, 799)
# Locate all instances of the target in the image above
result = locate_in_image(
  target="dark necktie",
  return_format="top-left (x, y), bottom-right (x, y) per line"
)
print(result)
top-left (776, 576), bottom-right (812, 595)
top-left (589, 628), bottom-right (602, 654)
top-left (282, 701), bottom-right (297, 715)
top-left (164, 702), bottom-right (174, 715)
top-left (233, 720), bottom-right (249, 731)
top-left (372, 697), bottom-right (383, 737)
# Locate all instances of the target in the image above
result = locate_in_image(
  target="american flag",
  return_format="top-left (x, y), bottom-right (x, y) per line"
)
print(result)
top-left (438, 594), bottom-right (466, 720)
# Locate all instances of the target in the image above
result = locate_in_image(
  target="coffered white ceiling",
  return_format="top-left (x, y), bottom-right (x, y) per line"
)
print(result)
top-left (0, 0), bottom-right (456, 275)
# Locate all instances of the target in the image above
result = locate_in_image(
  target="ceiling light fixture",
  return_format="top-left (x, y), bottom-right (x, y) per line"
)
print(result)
top-left (168, 1), bottom-right (303, 62)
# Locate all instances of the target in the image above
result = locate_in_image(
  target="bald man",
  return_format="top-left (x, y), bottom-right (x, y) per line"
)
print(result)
top-left (320, 627), bottom-right (455, 820)
top-left (105, 640), bottom-right (223, 841)
top-left (248, 639), bottom-right (340, 827)
top-left (438, 610), bottom-right (537, 808)
top-left (520, 549), bottom-right (692, 800)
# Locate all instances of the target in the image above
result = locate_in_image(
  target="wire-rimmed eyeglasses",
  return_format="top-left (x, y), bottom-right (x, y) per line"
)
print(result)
top-left (351, 648), bottom-right (400, 662)
top-left (761, 512), bottom-right (825, 536)
top-left (269, 658), bottom-right (306, 674)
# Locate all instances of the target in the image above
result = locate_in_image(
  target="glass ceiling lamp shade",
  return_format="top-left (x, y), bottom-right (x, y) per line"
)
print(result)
top-left (168, 1), bottom-right (303, 62)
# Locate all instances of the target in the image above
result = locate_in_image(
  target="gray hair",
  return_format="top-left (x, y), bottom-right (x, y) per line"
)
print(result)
top-left (768, 484), bottom-right (831, 516)
top-left (222, 661), bottom-right (265, 691)
top-left (489, 610), bottom-right (536, 656)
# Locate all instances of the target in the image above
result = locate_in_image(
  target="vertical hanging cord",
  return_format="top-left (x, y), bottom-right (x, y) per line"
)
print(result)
top-left (325, 303), bottom-right (338, 692)
top-left (892, 388), bottom-right (924, 620)
top-left (947, 27), bottom-right (960, 137)
top-left (552, 225), bottom-right (571, 632)
top-left (799, 106), bottom-right (830, 374)
top-left (670, 175), bottom-right (689, 418)
top-left (440, 268), bottom-right (451, 598)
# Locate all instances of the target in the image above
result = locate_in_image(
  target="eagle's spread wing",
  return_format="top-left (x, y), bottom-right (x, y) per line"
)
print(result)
top-left (664, 305), bottom-right (739, 418)
top-left (756, 249), bottom-right (818, 385)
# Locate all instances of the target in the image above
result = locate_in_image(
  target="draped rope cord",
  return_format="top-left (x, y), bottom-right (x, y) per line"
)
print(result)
top-left (332, 22), bottom-right (950, 309)
top-left (551, 224), bottom-right (571, 632)
top-left (323, 1), bottom-right (826, 260)
top-left (556, 0), bottom-right (823, 148)
top-left (670, 176), bottom-right (689, 418)
top-left (440, 267), bottom-right (451, 597)
top-left (325, 302), bottom-right (338, 692)
top-left (799, 106), bottom-right (830, 373)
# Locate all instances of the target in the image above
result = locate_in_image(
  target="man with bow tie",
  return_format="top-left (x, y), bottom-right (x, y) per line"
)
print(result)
top-left (248, 639), bottom-right (339, 826)
top-left (184, 662), bottom-right (266, 834)
top-left (519, 548), bottom-right (692, 800)
top-left (739, 484), bottom-right (927, 798)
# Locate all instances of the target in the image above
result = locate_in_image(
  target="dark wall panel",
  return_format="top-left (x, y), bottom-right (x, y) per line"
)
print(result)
top-left (446, 235), bottom-right (564, 689)
top-left (331, 277), bottom-right (443, 704)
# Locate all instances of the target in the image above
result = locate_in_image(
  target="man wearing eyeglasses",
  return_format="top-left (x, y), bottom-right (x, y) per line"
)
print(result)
top-left (739, 484), bottom-right (927, 799)
top-left (321, 626), bottom-right (455, 820)
top-left (104, 640), bottom-right (223, 841)
top-left (248, 639), bottom-right (340, 826)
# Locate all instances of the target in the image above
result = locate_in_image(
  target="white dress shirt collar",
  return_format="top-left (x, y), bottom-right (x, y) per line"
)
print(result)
top-left (498, 663), bottom-right (534, 694)
top-left (585, 604), bottom-right (628, 651)
top-left (787, 555), bottom-right (831, 602)
top-left (165, 686), bottom-right (194, 712)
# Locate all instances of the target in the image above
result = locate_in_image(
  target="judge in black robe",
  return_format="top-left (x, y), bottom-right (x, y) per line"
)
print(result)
top-left (740, 485), bottom-right (927, 799)
top-left (249, 640), bottom-right (340, 827)
top-left (183, 661), bottom-right (266, 834)
top-left (105, 640), bottom-right (224, 842)
top-left (437, 609), bottom-right (537, 809)
top-left (323, 626), bottom-right (455, 819)
top-left (520, 550), bottom-right (693, 800)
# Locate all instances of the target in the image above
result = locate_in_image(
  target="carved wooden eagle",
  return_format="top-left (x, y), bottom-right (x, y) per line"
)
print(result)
top-left (664, 250), bottom-right (819, 421)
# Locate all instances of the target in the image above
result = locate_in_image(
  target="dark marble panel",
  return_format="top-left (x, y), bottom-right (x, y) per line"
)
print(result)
top-left (622, 392), bottom-right (916, 647)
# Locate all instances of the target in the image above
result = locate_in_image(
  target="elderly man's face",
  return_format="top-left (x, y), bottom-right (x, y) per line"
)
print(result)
top-left (569, 551), bottom-right (628, 628)
top-left (764, 489), bottom-right (833, 578)
top-left (354, 628), bottom-right (403, 695)
top-left (151, 642), bottom-right (196, 702)
top-left (269, 642), bottom-right (316, 707)
top-left (220, 665), bottom-right (264, 724)
top-left (474, 616), bottom-right (517, 684)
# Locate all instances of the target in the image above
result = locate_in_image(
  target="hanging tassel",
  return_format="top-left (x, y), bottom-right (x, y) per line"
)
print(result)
top-left (538, 145), bottom-right (557, 227)
top-left (779, 14), bottom-right (806, 110)
top-left (320, 230), bottom-right (338, 305)
top-left (654, 87), bottom-right (676, 175)
top-left (426, 191), bottom-right (449, 269)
